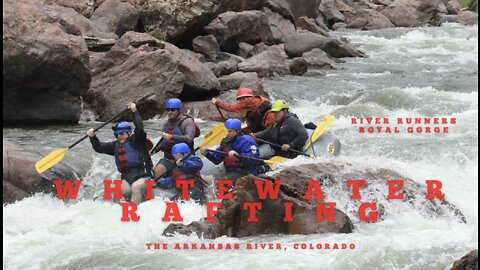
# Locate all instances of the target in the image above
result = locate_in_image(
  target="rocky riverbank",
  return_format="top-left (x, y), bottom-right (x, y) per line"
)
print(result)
top-left (4, 0), bottom-right (477, 124)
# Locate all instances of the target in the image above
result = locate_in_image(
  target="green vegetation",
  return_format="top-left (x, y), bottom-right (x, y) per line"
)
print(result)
top-left (145, 27), bottom-right (166, 41)
top-left (458, 0), bottom-right (478, 11)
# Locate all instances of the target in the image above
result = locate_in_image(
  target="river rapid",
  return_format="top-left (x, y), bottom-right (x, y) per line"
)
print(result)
top-left (3, 23), bottom-right (478, 269)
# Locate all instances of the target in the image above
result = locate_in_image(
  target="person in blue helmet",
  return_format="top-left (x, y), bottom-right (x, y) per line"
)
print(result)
top-left (200, 118), bottom-right (260, 183)
top-left (150, 98), bottom-right (198, 180)
top-left (87, 103), bottom-right (153, 205)
top-left (156, 143), bottom-right (207, 204)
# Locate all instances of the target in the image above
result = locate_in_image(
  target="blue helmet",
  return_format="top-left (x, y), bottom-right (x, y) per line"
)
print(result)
top-left (165, 98), bottom-right (182, 110)
top-left (172, 143), bottom-right (190, 155)
top-left (225, 118), bottom-right (242, 130)
top-left (112, 121), bottom-right (132, 134)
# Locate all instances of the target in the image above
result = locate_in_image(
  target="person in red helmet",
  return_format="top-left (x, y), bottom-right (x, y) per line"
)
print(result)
top-left (212, 88), bottom-right (275, 133)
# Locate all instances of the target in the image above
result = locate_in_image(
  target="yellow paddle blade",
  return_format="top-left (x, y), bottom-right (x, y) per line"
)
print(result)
top-left (305, 115), bottom-right (336, 150)
top-left (200, 122), bottom-right (228, 148)
top-left (263, 156), bottom-right (289, 168)
top-left (34, 147), bottom-right (69, 173)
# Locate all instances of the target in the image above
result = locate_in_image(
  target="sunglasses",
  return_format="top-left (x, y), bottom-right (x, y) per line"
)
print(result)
top-left (166, 109), bottom-right (178, 112)
top-left (117, 132), bottom-right (128, 136)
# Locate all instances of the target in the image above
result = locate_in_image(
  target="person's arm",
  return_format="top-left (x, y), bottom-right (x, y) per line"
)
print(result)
top-left (215, 99), bottom-right (256, 112)
top-left (181, 156), bottom-right (203, 171)
top-left (89, 136), bottom-right (116, 155)
top-left (171, 117), bottom-right (195, 146)
top-left (205, 146), bottom-right (225, 165)
top-left (254, 125), bottom-right (273, 141)
top-left (289, 118), bottom-right (309, 150)
top-left (131, 110), bottom-right (148, 149)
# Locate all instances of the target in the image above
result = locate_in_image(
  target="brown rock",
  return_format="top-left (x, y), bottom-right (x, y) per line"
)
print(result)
top-left (84, 32), bottom-right (221, 121)
top-left (218, 72), bottom-right (264, 93)
top-left (205, 11), bottom-right (275, 52)
top-left (45, 0), bottom-right (96, 18)
top-left (296, 16), bottom-right (330, 37)
top-left (346, 9), bottom-right (395, 30)
top-left (263, 7), bottom-right (297, 43)
top-left (91, 0), bottom-right (139, 36)
top-left (237, 51), bottom-right (290, 77)
top-left (456, 10), bottom-right (478, 25)
top-left (287, 58), bottom-right (308, 75)
top-left (3, 140), bottom-right (76, 204)
top-left (284, 31), bottom-right (365, 58)
top-left (381, 0), bottom-right (442, 27)
top-left (3, 0), bottom-right (98, 125)
top-left (451, 250), bottom-right (478, 270)
top-left (284, 0), bottom-right (321, 19)
top-left (192, 35), bottom-right (221, 61)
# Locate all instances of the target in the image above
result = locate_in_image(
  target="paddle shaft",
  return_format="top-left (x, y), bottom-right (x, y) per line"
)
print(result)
top-left (206, 149), bottom-right (267, 163)
top-left (69, 94), bottom-right (154, 149)
top-left (68, 108), bottom-right (129, 149)
top-left (215, 104), bottom-right (227, 121)
top-left (254, 138), bottom-right (310, 157)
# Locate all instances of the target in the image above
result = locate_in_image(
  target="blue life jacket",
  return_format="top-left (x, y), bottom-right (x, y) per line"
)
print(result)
top-left (114, 142), bottom-right (143, 172)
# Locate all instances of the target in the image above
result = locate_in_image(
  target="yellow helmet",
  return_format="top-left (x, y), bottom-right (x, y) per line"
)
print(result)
top-left (270, 100), bottom-right (289, 112)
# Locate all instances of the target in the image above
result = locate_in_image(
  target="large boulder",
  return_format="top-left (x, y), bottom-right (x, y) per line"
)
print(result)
top-left (133, 0), bottom-right (265, 44)
top-left (3, 140), bottom-right (77, 204)
top-left (284, 31), bottom-right (365, 58)
top-left (264, 0), bottom-right (295, 23)
top-left (46, 0), bottom-right (96, 18)
top-left (218, 71), bottom-right (264, 93)
top-left (84, 32), bottom-right (221, 121)
top-left (237, 50), bottom-right (290, 77)
top-left (3, 0), bottom-right (113, 125)
top-left (90, 0), bottom-right (139, 36)
top-left (346, 9), bottom-right (395, 30)
top-left (205, 11), bottom-right (275, 52)
top-left (381, 0), bottom-right (442, 27)
top-left (284, 0), bottom-right (321, 19)
top-left (456, 10), bottom-right (478, 25)
top-left (263, 7), bottom-right (297, 43)
top-left (164, 175), bottom-right (354, 238)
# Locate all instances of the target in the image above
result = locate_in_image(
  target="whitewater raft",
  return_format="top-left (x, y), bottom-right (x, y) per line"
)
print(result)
top-left (199, 129), bottom-right (341, 177)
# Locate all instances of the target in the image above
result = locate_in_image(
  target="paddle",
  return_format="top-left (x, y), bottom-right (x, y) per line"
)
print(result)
top-left (304, 115), bottom-right (335, 150)
top-left (35, 95), bottom-right (153, 174)
top-left (206, 149), bottom-right (288, 169)
top-left (215, 104), bottom-right (227, 121)
top-left (254, 138), bottom-right (314, 158)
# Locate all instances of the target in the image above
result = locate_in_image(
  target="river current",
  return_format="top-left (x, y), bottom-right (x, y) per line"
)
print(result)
top-left (3, 23), bottom-right (478, 269)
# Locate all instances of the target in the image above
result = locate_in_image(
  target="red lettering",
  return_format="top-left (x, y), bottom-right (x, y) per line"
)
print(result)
top-left (284, 202), bottom-right (293, 222)
top-left (121, 202), bottom-right (140, 222)
top-left (315, 202), bottom-right (336, 222)
top-left (255, 180), bottom-right (282, 199)
top-left (304, 180), bottom-right (325, 200)
top-left (144, 180), bottom-right (155, 200)
top-left (359, 202), bottom-right (378, 222)
top-left (162, 202), bottom-right (183, 222)
top-left (243, 202), bottom-right (262, 222)
top-left (176, 180), bottom-right (194, 200)
top-left (426, 180), bottom-right (445, 200)
top-left (346, 179), bottom-right (366, 200)
top-left (53, 180), bottom-right (82, 200)
top-left (387, 180), bottom-right (404, 200)
top-left (103, 180), bottom-right (123, 200)
top-left (206, 202), bottom-right (222, 222)
top-left (217, 180), bottom-right (233, 200)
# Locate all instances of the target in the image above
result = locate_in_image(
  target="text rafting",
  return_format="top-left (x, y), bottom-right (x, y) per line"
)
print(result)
top-left (52, 179), bottom-right (446, 223)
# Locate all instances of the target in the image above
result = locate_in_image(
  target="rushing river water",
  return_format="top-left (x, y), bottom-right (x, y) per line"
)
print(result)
top-left (3, 23), bottom-right (478, 269)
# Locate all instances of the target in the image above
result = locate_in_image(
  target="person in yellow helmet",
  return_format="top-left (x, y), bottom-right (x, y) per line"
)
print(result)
top-left (253, 100), bottom-right (308, 158)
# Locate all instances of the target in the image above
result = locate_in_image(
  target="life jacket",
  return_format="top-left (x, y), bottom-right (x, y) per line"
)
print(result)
top-left (162, 116), bottom-right (199, 153)
top-left (171, 166), bottom-right (206, 190)
top-left (114, 141), bottom-right (143, 173)
top-left (246, 96), bottom-right (272, 133)
top-left (220, 137), bottom-right (242, 169)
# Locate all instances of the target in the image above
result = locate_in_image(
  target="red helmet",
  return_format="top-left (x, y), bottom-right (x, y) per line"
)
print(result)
top-left (236, 88), bottom-right (254, 100)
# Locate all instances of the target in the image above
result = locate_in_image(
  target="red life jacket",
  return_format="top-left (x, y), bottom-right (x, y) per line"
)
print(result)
top-left (114, 142), bottom-right (143, 172)
top-left (246, 96), bottom-right (272, 133)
